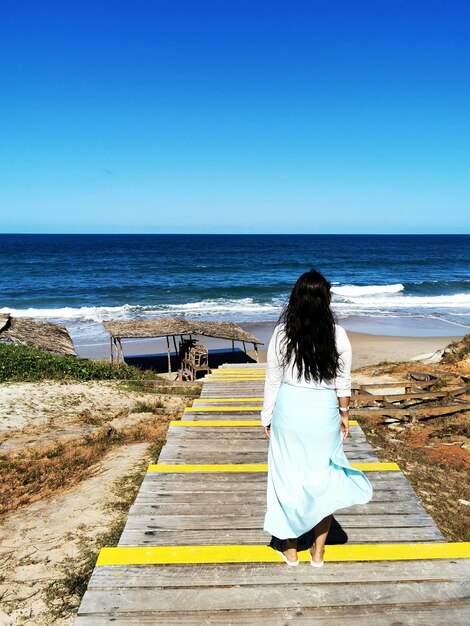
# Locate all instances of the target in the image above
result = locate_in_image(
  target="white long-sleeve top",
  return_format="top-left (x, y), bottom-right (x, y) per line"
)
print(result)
top-left (260, 323), bottom-right (352, 428)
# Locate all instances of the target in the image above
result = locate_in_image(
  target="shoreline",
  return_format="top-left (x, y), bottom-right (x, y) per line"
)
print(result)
top-left (75, 323), bottom-right (463, 370)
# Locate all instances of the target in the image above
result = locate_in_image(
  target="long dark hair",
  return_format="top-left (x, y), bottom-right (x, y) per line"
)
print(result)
top-left (279, 269), bottom-right (340, 382)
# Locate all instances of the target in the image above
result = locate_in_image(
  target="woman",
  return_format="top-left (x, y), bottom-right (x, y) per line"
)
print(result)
top-left (261, 269), bottom-right (373, 567)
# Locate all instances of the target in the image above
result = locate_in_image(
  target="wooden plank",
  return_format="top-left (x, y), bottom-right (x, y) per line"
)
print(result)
top-left (75, 604), bottom-right (470, 625)
top-left (160, 438), bottom-right (375, 449)
top-left (157, 445), bottom-right (378, 455)
top-left (166, 427), bottom-right (365, 439)
top-left (118, 527), bottom-right (445, 546)
top-left (156, 452), bottom-right (381, 464)
top-left (77, 580), bottom-right (470, 614)
top-left (159, 444), bottom-right (376, 456)
top-left (138, 473), bottom-right (413, 488)
top-left (162, 436), bottom-right (373, 448)
top-left (87, 558), bottom-right (470, 587)
top-left (123, 513), bottom-right (437, 531)
top-left (137, 475), bottom-right (416, 491)
top-left (141, 468), bottom-right (409, 480)
top-left (128, 499), bottom-right (429, 516)
top-left (133, 490), bottom-right (421, 504)
top-left (133, 489), bottom-right (419, 505)
top-left (159, 446), bottom-right (376, 457)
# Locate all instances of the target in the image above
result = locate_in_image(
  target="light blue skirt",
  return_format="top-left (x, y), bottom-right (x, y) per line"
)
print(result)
top-left (264, 382), bottom-right (373, 539)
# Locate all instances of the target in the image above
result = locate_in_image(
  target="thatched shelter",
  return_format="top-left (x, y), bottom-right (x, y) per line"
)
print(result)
top-left (102, 317), bottom-right (263, 371)
top-left (0, 314), bottom-right (10, 333)
top-left (0, 314), bottom-right (76, 356)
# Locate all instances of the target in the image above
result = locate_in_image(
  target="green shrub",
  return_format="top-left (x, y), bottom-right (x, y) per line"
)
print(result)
top-left (0, 344), bottom-right (157, 383)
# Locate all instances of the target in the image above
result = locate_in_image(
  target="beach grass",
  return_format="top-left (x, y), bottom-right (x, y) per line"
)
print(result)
top-left (0, 344), bottom-right (158, 383)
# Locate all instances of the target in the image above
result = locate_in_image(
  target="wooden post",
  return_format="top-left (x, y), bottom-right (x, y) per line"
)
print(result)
top-left (114, 338), bottom-right (121, 366)
top-left (232, 339), bottom-right (235, 352)
top-left (118, 339), bottom-right (124, 364)
top-left (172, 335), bottom-right (179, 370)
top-left (254, 343), bottom-right (259, 363)
top-left (242, 341), bottom-right (246, 354)
top-left (110, 337), bottom-right (114, 363)
top-left (166, 336), bottom-right (171, 374)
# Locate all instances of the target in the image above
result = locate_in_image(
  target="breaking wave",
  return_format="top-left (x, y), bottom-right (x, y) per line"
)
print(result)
top-left (332, 284), bottom-right (404, 297)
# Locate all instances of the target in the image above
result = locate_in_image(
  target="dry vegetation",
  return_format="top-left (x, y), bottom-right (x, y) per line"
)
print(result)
top-left (355, 342), bottom-right (470, 542)
top-left (0, 412), bottom-right (171, 516)
top-left (0, 347), bottom-right (201, 625)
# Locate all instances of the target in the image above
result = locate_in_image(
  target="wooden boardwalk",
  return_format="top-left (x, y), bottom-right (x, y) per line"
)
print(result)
top-left (77, 364), bottom-right (470, 624)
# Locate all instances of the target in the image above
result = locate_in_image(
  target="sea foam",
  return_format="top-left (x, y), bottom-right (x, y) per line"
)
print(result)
top-left (332, 284), bottom-right (404, 297)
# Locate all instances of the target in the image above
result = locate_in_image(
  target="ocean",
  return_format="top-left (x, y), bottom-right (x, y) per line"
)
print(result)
top-left (0, 234), bottom-right (469, 347)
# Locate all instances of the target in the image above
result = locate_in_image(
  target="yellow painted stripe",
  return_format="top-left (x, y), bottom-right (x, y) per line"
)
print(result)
top-left (170, 419), bottom-right (360, 427)
top-left (185, 406), bottom-right (262, 412)
top-left (149, 463), bottom-right (267, 472)
top-left (206, 374), bottom-right (265, 378)
top-left (171, 420), bottom-right (263, 427)
top-left (212, 365), bottom-right (266, 374)
top-left (148, 462), bottom-right (399, 472)
top-left (210, 370), bottom-right (265, 374)
top-left (211, 370), bottom-right (266, 373)
top-left (209, 375), bottom-right (266, 378)
top-left (193, 397), bottom-right (263, 402)
top-left (217, 368), bottom-right (266, 372)
top-left (204, 376), bottom-right (265, 383)
top-left (97, 542), bottom-right (470, 566)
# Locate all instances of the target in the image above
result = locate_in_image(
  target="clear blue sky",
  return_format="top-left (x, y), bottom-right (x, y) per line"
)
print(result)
top-left (1, 0), bottom-right (469, 234)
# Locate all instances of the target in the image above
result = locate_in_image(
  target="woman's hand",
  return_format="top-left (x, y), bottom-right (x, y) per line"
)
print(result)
top-left (264, 425), bottom-right (271, 439)
top-left (340, 412), bottom-right (349, 440)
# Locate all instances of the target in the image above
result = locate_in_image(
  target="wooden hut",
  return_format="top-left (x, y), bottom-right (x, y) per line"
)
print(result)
top-left (0, 314), bottom-right (76, 356)
top-left (102, 317), bottom-right (263, 372)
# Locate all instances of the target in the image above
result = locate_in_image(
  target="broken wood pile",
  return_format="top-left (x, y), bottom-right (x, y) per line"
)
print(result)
top-left (351, 371), bottom-right (470, 424)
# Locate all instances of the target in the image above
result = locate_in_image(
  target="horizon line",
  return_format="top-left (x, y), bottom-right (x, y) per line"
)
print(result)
top-left (1, 232), bottom-right (469, 237)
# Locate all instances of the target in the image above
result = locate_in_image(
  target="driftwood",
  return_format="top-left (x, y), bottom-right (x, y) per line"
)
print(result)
top-left (351, 373), bottom-right (469, 423)
top-left (354, 402), bottom-right (470, 423)
top-left (352, 388), bottom-right (468, 408)
top-left (407, 371), bottom-right (439, 382)
top-left (352, 380), bottom-right (436, 394)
